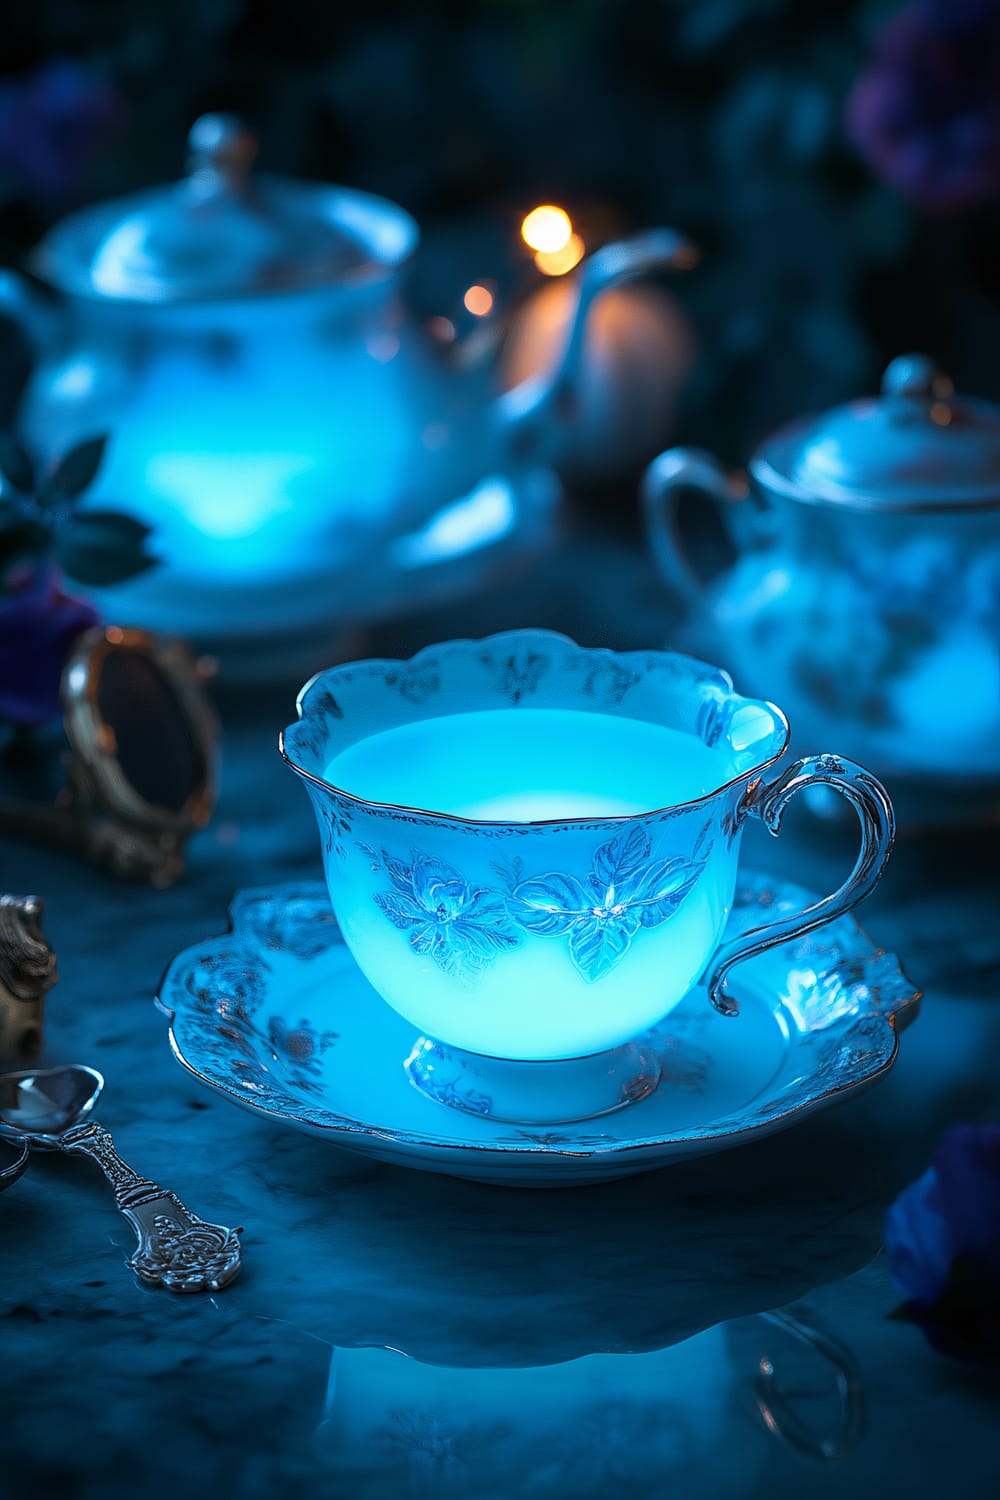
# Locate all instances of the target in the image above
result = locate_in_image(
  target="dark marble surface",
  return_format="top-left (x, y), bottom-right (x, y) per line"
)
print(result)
top-left (1, 524), bottom-right (998, 1500)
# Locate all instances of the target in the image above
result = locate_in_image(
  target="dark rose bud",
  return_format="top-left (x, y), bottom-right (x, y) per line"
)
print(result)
top-left (885, 1125), bottom-right (1000, 1362)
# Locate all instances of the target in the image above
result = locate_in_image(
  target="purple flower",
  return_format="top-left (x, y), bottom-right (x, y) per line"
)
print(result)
top-left (0, 58), bottom-right (123, 204)
top-left (846, 0), bottom-right (1000, 212)
top-left (884, 1125), bottom-right (1000, 1361)
top-left (0, 566), bottom-right (99, 726)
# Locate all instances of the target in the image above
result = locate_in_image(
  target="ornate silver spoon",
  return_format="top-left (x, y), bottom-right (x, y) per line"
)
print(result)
top-left (0, 1135), bottom-right (29, 1192)
top-left (0, 1064), bottom-right (241, 1293)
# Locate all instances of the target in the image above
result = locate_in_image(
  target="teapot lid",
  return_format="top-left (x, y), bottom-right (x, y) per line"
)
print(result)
top-left (752, 355), bottom-right (1000, 512)
top-left (32, 114), bottom-right (418, 303)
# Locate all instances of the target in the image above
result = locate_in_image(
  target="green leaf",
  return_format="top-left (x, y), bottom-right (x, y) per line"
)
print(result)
top-left (0, 490), bottom-right (34, 527)
top-left (0, 434), bottom-right (36, 495)
top-left (54, 509), bottom-right (156, 587)
top-left (43, 435), bottom-right (109, 504)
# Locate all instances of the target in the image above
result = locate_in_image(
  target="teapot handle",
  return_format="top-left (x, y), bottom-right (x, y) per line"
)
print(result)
top-left (641, 446), bottom-right (762, 611)
top-left (0, 270), bottom-right (64, 362)
top-left (497, 228), bottom-right (698, 459)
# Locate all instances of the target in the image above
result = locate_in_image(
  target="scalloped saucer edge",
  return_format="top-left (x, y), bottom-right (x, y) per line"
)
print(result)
top-left (157, 875), bottom-right (919, 1187)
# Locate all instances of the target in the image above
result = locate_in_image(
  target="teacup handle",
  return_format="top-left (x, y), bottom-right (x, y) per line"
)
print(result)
top-left (640, 447), bottom-right (765, 610)
top-left (707, 754), bottom-right (895, 1017)
top-left (754, 1308), bottom-right (866, 1461)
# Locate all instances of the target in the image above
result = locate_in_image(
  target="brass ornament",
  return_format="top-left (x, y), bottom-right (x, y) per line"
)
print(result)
top-left (0, 893), bottom-right (56, 1064)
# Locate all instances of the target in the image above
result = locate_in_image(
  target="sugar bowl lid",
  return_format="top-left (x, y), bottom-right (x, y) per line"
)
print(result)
top-left (32, 113), bottom-right (418, 303)
top-left (751, 355), bottom-right (1000, 512)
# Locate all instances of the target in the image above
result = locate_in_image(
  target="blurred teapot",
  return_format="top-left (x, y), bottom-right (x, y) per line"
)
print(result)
top-left (643, 355), bottom-right (1000, 825)
top-left (0, 113), bottom-right (692, 663)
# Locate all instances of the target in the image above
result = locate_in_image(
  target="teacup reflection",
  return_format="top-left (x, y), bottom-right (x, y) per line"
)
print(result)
top-left (319, 1308), bottom-right (864, 1497)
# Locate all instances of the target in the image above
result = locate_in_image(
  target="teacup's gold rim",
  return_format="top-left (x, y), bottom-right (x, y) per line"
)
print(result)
top-left (278, 631), bottom-right (791, 831)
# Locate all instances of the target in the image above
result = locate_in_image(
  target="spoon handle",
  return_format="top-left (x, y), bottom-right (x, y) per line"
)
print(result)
top-left (59, 1121), bottom-right (242, 1293)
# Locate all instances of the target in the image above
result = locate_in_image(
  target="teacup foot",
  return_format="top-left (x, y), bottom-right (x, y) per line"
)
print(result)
top-left (403, 1036), bottom-right (662, 1125)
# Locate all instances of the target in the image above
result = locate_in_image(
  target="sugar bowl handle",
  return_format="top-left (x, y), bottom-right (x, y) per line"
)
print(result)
top-left (641, 447), bottom-right (763, 609)
top-left (707, 754), bottom-right (895, 1017)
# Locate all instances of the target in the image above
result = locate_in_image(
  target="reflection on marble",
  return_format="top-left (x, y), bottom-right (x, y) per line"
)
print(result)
top-left (320, 1310), bottom-right (865, 1499)
top-left (1, 528), bottom-right (999, 1499)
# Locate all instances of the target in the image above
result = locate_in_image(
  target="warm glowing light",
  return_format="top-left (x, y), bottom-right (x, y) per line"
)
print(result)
top-left (521, 204), bottom-right (573, 254)
top-left (534, 232), bottom-right (585, 277)
top-left (463, 284), bottom-right (494, 317)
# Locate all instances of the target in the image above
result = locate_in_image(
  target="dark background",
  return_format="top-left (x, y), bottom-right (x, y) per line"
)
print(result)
top-left (2, 0), bottom-right (1000, 473)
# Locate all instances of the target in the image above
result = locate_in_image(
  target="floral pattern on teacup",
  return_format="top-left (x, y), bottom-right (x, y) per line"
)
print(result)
top-left (359, 844), bottom-right (523, 980)
top-left (500, 822), bottom-right (713, 983)
top-left (358, 821), bottom-right (713, 985)
top-left (480, 646), bottom-right (549, 703)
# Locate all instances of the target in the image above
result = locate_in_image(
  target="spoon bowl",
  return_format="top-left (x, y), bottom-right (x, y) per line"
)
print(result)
top-left (0, 1061), bottom-right (240, 1291)
top-left (0, 1064), bottom-right (103, 1143)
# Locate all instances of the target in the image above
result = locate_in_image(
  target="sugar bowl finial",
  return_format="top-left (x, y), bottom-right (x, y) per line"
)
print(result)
top-left (881, 353), bottom-right (955, 402)
top-left (0, 894), bottom-right (57, 1064)
top-left (186, 113), bottom-right (258, 196)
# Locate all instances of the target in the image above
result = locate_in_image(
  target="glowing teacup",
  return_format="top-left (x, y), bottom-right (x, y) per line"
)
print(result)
top-left (281, 630), bottom-right (894, 1123)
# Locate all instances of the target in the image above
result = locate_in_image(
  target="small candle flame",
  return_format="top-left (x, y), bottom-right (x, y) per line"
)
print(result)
top-left (534, 232), bottom-right (585, 277)
top-left (521, 204), bottom-right (573, 254)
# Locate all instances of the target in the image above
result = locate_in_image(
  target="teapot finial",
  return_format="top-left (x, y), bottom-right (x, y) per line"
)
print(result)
top-left (186, 113), bottom-right (258, 196)
top-left (882, 353), bottom-right (954, 402)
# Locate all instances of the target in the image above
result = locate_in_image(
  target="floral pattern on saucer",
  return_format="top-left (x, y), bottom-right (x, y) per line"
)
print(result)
top-left (163, 888), bottom-right (343, 1106)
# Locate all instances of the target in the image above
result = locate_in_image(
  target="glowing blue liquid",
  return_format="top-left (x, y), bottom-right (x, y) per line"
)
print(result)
top-left (324, 710), bottom-right (737, 1060)
top-left (326, 709), bottom-right (728, 817)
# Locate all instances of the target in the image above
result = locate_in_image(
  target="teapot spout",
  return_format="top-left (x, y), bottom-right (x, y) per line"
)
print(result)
top-left (494, 227), bottom-right (698, 465)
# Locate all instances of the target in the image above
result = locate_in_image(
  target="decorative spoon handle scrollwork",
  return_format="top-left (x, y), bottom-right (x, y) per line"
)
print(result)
top-left (59, 1120), bottom-right (242, 1293)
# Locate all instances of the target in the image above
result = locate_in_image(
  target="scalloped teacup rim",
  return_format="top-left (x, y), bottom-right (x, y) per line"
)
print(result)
top-left (279, 628), bottom-right (790, 829)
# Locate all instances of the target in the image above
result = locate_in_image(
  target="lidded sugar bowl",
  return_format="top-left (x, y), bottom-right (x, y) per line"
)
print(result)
top-left (643, 356), bottom-right (1000, 824)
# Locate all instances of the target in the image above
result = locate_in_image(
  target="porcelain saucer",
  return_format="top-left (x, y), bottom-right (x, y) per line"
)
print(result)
top-left (157, 875), bottom-right (919, 1187)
